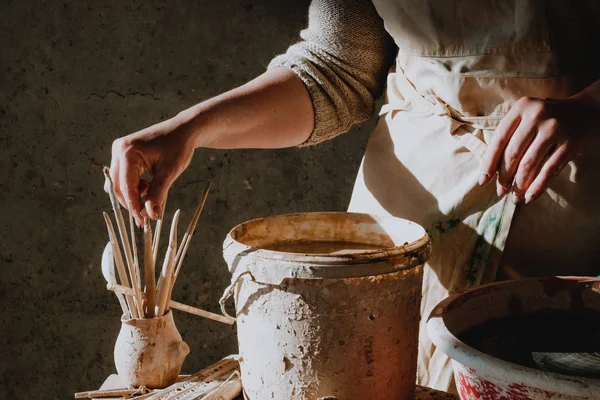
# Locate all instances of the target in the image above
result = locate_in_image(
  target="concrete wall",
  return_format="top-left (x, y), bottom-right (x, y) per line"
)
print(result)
top-left (0, 1), bottom-right (375, 398)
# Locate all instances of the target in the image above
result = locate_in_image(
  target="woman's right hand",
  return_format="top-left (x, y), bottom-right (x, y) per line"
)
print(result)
top-left (106, 68), bottom-right (314, 227)
top-left (106, 116), bottom-right (197, 226)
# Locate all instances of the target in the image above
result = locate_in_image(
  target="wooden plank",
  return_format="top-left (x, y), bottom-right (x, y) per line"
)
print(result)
top-left (85, 358), bottom-right (458, 400)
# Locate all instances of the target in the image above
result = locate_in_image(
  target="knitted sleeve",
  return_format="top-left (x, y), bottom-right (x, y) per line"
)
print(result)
top-left (268, 0), bottom-right (396, 146)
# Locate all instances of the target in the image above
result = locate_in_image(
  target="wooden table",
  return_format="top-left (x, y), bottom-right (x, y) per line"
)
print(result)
top-left (233, 387), bottom-right (458, 399)
top-left (90, 375), bottom-right (458, 399)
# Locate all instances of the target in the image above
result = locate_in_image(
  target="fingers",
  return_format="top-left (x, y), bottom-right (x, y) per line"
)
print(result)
top-left (496, 116), bottom-right (538, 196)
top-left (513, 119), bottom-right (558, 197)
top-left (479, 106), bottom-right (521, 185)
top-left (109, 138), bottom-right (145, 227)
top-left (120, 157), bottom-right (144, 227)
top-left (106, 121), bottom-right (194, 223)
top-left (524, 141), bottom-right (573, 204)
top-left (144, 172), bottom-right (174, 220)
top-left (478, 95), bottom-right (586, 205)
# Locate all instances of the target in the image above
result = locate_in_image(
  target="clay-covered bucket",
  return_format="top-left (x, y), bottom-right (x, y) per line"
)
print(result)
top-left (427, 277), bottom-right (600, 400)
top-left (222, 212), bottom-right (431, 400)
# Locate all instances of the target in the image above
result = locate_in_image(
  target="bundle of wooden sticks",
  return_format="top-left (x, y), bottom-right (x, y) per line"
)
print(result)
top-left (102, 167), bottom-right (232, 324)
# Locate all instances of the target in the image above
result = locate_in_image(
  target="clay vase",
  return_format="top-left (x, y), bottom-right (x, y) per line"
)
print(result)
top-left (114, 310), bottom-right (190, 389)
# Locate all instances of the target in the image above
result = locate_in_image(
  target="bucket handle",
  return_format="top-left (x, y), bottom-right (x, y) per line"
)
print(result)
top-left (219, 270), bottom-right (254, 322)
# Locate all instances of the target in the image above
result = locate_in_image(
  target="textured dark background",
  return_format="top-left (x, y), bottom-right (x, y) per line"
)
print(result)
top-left (0, 1), bottom-right (376, 398)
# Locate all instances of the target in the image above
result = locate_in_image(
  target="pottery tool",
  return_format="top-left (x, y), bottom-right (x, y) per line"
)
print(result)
top-left (174, 183), bottom-right (211, 281)
top-left (101, 172), bottom-right (219, 323)
top-left (161, 183), bottom-right (211, 309)
top-left (103, 167), bottom-right (144, 316)
top-left (101, 242), bottom-right (130, 318)
top-left (155, 209), bottom-right (180, 317)
top-left (201, 371), bottom-right (241, 400)
top-left (103, 212), bottom-right (139, 318)
top-left (108, 283), bottom-right (235, 325)
top-left (142, 355), bottom-right (240, 400)
top-left (73, 386), bottom-right (149, 399)
top-left (152, 196), bottom-right (168, 265)
top-left (129, 200), bottom-right (142, 296)
top-left (143, 217), bottom-right (157, 318)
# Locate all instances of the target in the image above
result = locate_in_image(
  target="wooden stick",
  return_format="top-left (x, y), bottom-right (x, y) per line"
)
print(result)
top-left (103, 212), bottom-right (138, 319)
top-left (174, 183), bottom-right (211, 280)
top-left (74, 386), bottom-right (148, 398)
top-left (167, 183), bottom-right (210, 309)
top-left (155, 209), bottom-right (180, 317)
top-left (169, 299), bottom-right (235, 326)
top-left (103, 167), bottom-right (144, 316)
top-left (152, 195), bottom-right (168, 266)
top-left (128, 200), bottom-right (142, 291)
top-left (143, 217), bottom-right (156, 318)
top-left (108, 283), bottom-right (235, 325)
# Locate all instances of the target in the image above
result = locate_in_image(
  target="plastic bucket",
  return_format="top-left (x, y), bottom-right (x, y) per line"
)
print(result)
top-left (427, 277), bottom-right (600, 399)
top-left (221, 212), bottom-right (431, 400)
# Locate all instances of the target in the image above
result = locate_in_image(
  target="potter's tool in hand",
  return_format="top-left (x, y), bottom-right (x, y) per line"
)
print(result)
top-left (101, 242), bottom-right (129, 318)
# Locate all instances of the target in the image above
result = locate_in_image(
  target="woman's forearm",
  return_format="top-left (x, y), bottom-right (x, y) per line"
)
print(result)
top-left (176, 67), bottom-right (314, 149)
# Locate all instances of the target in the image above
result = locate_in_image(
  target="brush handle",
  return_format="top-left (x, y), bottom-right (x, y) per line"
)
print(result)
top-left (143, 218), bottom-right (157, 317)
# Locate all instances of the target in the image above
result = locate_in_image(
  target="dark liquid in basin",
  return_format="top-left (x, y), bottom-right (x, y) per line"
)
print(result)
top-left (459, 309), bottom-right (600, 377)
top-left (262, 241), bottom-right (385, 255)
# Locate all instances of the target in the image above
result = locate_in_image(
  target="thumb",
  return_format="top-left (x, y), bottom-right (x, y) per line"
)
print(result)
top-left (144, 173), bottom-right (173, 220)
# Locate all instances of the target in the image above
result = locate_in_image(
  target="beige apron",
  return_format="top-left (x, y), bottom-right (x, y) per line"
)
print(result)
top-left (349, 0), bottom-right (600, 392)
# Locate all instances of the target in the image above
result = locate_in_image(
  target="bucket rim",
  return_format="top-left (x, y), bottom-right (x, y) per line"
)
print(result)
top-left (222, 212), bottom-right (431, 283)
top-left (426, 277), bottom-right (600, 395)
top-left (223, 212), bottom-right (430, 264)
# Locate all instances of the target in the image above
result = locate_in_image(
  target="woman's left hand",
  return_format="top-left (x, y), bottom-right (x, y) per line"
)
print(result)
top-left (479, 87), bottom-right (600, 204)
